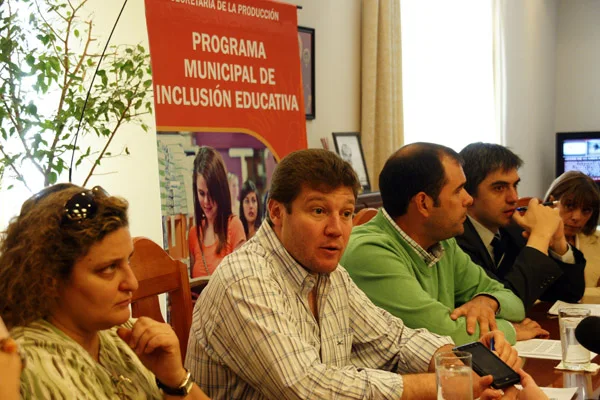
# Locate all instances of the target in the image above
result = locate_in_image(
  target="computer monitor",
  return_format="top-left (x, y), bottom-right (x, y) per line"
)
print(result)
top-left (556, 132), bottom-right (600, 185)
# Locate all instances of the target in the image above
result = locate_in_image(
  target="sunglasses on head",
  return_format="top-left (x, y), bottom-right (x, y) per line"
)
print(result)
top-left (22, 184), bottom-right (110, 226)
top-left (63, 186), bottom-right (109, 223)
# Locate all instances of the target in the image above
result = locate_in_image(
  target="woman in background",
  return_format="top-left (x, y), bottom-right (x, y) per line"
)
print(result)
top-left (545, 171), bottom-right (600, 288)
top-left (189, 147), bottom-right (245, 277)
top-left (239, 180), bottom-right (262, 240)
top-left (0, 184), bottom-right (209, 399)
top-left (227, 172), bottom-right (240, 216)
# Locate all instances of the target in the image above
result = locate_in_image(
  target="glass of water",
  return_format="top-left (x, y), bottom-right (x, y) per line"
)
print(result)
top-left (559, 307), bottom-right (591, 370)
top-left (435, 351), bottom-right (473, 400)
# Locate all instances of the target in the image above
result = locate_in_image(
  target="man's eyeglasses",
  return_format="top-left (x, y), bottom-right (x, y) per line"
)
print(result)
top-left (63, 186), bottom-right (109, 223)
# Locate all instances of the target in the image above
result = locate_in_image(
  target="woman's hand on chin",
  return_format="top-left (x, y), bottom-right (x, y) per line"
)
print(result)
top-left (117, 317), bottom-right (186, 387)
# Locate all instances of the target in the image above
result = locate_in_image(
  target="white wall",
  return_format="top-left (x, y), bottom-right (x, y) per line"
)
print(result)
top-left (77, 0), bottom-right (163, 244)
top-left (502, 0), bottom-right (559, 198)
top-left (295, 0), bottom-right (362, 149)
top-left (0, 0), bottom-right (163, 244)
top-left (555, 0), bottom-right (600, 132)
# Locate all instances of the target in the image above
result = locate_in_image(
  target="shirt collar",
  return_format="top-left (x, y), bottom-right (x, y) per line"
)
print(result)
top-left (468, 215), bottom-right (498, 258)
top-left (382, 208), bottom-right (444, 267)
top-left (255, 220), bottom-right (325, 295)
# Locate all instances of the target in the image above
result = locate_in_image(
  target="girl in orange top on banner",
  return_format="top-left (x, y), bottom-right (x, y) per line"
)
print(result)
top-left (189, 146), bottom-right (246, 278)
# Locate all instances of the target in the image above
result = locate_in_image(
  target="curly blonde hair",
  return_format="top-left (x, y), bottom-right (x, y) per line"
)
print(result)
top-left (0, 183), bottom-right (129, 328)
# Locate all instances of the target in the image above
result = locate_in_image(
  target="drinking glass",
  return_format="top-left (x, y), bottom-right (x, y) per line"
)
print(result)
top-left (563, 372), bottom-right (593, 400)
top-left (435, 351), bottom-right (473, 400)
top-left (559, 307), bottom-right (591, 370)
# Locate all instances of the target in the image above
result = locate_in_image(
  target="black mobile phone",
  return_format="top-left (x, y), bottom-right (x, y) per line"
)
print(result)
top-left (453, 341), bottom-right (521, 389)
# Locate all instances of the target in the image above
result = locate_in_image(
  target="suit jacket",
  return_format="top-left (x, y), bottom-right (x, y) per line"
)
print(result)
top-left (456, 218), bottom-right (586, 310)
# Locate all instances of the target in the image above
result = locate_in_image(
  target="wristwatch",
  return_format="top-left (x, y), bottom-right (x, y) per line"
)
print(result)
top-left (156, 369), bottom-right (194, 396)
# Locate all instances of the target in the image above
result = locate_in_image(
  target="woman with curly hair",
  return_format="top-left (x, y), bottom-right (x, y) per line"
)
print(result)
top-left (0, 183), bottom-right (209, 399)
top-left (545, 171), bottom-right (600, 288)
top-left (189, 147), bottom-right (245, 277)
top-left (239, 180), bottom-right (262, 240)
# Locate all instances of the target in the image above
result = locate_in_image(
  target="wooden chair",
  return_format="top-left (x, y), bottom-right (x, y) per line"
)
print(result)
top-left (130, 237), bottom-right (193, 361)
top-left (353, 207), bottom-right (378, 226)
top-left (517, 197), bottom-right (533, 209)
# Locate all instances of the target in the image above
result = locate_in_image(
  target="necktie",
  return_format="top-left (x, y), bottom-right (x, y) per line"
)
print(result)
top-left (491, 233), bottom-right (506, 268)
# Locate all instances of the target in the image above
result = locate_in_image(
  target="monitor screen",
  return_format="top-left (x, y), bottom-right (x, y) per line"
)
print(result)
top-left (556, 132), bottom-right (600, 184)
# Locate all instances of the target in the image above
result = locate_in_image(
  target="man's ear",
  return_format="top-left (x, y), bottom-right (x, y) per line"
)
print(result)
top-left (268, 199), bottom-right (284, 226)
top-left (413, 192), bottom-right (434, 217)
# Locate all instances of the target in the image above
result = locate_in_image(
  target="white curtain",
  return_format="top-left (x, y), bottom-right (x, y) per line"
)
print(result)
top-left (361, 0), bottom-right (403, 191)
top-left (400, 1), bottom-right (498, 150)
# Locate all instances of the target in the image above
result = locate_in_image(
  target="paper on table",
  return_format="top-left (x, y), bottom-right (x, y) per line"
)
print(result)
top-left (515, 385), bottom-right (577, 400)
top-left (514, 339), bottom-right (597, 360)
top-left (539, 386), bottom-right (577, 400)
top-left (555, 361), bottom-right (600, 372)
top-left (548, 300), bottom-right (600, 316)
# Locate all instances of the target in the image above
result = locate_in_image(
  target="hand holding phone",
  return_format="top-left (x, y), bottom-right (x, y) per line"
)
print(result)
top-left (453, 341), bottom-right (521, 389)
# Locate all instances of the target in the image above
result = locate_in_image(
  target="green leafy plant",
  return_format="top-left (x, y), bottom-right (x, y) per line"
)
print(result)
top-left (0, 0), bottom-right (153, 190)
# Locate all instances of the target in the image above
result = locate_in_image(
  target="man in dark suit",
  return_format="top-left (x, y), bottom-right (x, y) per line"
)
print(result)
top-left (456, 143), bottom-right (585, 310)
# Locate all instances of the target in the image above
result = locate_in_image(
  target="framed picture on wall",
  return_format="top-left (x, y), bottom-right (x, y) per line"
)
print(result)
top-left (298, 26), bottom-right (315, 120)
top-left (332, 132), bottom-right (371, 192)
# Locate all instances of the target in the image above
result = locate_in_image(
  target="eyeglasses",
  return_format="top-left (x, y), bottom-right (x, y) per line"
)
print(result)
top-left (63, 185), bottom-right (109, 223)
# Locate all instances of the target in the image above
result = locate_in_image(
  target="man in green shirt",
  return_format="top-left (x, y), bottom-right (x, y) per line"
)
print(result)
top-left (342, 142), bottom-right (547, 345)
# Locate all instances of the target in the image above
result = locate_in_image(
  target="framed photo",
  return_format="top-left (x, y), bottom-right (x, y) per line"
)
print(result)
top-left (332, 132), bottom-right (371, 192)
top-left (298, 26), bottom-right (315, 120)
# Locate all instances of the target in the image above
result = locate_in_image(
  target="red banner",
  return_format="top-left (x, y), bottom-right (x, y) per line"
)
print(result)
top-left (144, 0), bottom-right (307, 161)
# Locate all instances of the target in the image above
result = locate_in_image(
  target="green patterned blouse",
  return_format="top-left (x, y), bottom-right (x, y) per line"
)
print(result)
top-left (12, 319), bottom-right (162, 399)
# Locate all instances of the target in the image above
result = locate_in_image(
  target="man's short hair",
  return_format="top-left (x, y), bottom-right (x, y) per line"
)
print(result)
top-left (268, 149), bottom-right (361, 213)
top-left (380, 142), bottom-right (462, 218)
top-left (459, 142), bottom-right (523, 197)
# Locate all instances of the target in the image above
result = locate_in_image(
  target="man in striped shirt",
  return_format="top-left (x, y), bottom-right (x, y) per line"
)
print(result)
top-left (185, 149), bottom-right (517, 399)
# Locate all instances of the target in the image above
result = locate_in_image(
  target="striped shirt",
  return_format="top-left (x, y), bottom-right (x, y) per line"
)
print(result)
top-left (185, 221), bottom-right (453, 399)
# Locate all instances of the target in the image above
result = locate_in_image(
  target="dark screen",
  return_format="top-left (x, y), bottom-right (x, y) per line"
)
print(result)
top-left (465, 344), bottom-right (516, 379)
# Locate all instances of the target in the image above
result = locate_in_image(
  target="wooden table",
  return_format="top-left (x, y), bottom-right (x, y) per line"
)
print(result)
top-left (524, 301), bottom-right (600, 399)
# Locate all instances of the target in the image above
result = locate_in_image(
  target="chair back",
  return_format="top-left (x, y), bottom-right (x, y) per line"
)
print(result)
top-left (353, 207), bottom-right (378, 226)
top-left (517, 197), bottom-right (533, 209)
top-left (130, 237), bottom-right (192, 361)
